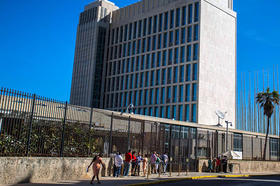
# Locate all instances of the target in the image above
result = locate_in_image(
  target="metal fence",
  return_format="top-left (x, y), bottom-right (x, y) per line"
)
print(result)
top-left (1, 88), bottom-right (280, 165)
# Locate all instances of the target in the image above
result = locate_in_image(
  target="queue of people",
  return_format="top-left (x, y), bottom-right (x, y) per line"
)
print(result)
top-left (113, 150), bottom-right (169, 177)
top-left (208, 156), bottom-right (228, 173)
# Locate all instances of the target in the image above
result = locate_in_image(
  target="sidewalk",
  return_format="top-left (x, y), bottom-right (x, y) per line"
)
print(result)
top-left (3, 172), bottom-right (280, 186)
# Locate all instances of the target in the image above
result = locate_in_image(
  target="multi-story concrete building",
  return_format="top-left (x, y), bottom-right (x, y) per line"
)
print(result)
top-left (70, 0), bottom-right (236, 128)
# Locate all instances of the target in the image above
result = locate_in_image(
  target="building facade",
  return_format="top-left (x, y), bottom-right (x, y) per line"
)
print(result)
top-left (70, 0), bottom-right (236, 128)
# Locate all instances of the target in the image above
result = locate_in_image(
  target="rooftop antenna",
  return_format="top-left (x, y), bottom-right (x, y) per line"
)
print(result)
top-left (215, 110), bottom-right (227, 127)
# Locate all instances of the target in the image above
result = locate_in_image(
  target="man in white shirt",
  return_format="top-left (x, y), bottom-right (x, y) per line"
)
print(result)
top-left (114, 152), bottom-right (123, 177)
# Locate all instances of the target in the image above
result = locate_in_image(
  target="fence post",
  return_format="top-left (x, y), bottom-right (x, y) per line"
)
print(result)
top-left (109, 112), bottom-right (114, 154)
top-left (88, 107), bottom-right (93, 156)
top-left (26, 94), bottom-right (36, 156)
top-left (60, 101), bottom-right (68, 157)
top-left (127, 116), bottom-right (131, 151)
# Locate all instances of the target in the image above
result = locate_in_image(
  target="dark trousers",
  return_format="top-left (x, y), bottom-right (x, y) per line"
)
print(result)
top-left (114, 166), bottom-right (121, 177)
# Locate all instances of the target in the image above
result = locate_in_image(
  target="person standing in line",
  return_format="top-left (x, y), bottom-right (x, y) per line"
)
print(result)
top-left (114, 152), bottom-right (123, 177)
top-left (161, 152), bottom-right (168, 174)
top-left (131, 151), bottom-right (137, 176)
top-left (208, 158), bottom-right (213, 172)
top-left (135, 152), bottom-right (143, 176)
top-left (123, 150), bottom-right (132, 176)
top-left (155, 154), bottom-right (161, 173)
top-left (212, 158), bottom-right (217, 173)
top-left (150, 152), bottom-right (157, 174)
top-left (216, 157), bottom-right (221, 172)
top-left (142, 154), bottom-right (148, 177)
top-left (88, 153), bottom-right (105, 184)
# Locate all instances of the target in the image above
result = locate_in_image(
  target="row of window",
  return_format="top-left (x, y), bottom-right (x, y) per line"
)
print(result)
top-left (106, 63), bottom-right (198, 92)
top-left (109, 26), bottom-right (199, 60)
top-left (110, 3), bottom-right (200, 44)
top-left (107, 44), bottom-right (199, 76)
top-left (105, 84), bottom-right (197, 110)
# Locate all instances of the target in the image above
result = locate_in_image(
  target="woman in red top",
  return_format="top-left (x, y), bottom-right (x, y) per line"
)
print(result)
top-left (88, 153), bottom-right (105, 184)
top-left (131, 151), bottom-right (137, 176)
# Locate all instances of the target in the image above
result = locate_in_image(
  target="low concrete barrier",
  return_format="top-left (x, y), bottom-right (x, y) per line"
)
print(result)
top-left (0, 157), bottom-right (112, 184)
top-left (198, 159), bottom-right (280, 174)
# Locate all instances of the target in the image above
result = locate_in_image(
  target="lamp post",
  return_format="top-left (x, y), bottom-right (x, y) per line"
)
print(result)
top-left (225, 121), bottom-right (233, 152)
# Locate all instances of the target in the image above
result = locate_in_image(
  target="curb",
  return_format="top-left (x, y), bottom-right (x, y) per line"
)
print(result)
top-left (124, 174), bottom-right (250, 186)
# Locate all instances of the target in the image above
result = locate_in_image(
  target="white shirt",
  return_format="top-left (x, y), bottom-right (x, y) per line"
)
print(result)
top-left (115, 155), bottom-right (123, 167)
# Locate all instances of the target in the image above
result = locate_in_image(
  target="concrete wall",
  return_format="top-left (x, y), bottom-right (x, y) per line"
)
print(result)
top-left (198, 159), bottom-right (280, 174)
top-left (0, 157), bottom-right (112, 184)
top-left (198, 0), bottom-right (236, 127)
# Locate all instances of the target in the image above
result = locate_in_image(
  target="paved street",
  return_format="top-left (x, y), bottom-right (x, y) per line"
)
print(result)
top-left (156, 176), bottom-right (280, 186)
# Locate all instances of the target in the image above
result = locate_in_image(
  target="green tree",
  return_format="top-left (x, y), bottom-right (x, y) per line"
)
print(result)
top-left (256, 88), bottom-right (280, 160)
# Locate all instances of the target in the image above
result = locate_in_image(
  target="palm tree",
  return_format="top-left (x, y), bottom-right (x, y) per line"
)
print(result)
top-left (256, 88), bottom-right (280, 160)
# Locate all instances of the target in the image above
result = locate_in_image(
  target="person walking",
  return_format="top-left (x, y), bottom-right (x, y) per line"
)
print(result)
top-left (155, 154), bottom-right (161, 173)
top-left (150, 152), bottom-right (157, 174)
top-left (88, 153), bottom-right (105, 184)
top-left (143, 154), bottom-right (148, 177)
top-left (114, 152), bottom-right (123, 177)
top-left (161, 152), bottom-right (168, 174)
top-left (123, 150), bottom-right (132, 176)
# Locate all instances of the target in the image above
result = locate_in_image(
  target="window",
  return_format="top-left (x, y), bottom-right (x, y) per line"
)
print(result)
top-left (167, 86), bottom-right (171, 103)
top-left (157, 51), bottom-right (161, 67)
top-left (233, 133), bottom-right (243, 152)
top-left (125, 75), bottom-right (129, 89)
top-left (161, 69), bottom-right (166, 85)
top-left (155, 88), bottom-right (159, 104)
top-left (185, 105), bottom-right (190, 121)
top-left (145, 72), bottom-right (149, 87)
top-left (182, 6), bottom-right (186, 25)
top-left (120, 26), bottom-right (123, 42)
top-left (133, 22), bottom-right (137, 39)
top-left (166, 106), bottom-right (170, 119)
top-left (167, 68), bottom-right (172, 84)
top-left (145, 89), bottom-right (149, 105)
top-left (164, 12), bottom-right (168, 30)
top-left (173, 106), bottom-right (177, 120)
top-left (134, 91), bottom-right (138, 106)
top-left (187, 26), bottom-right (192, 42)
top-left (123, 43), bottom-right (127, 57)
top-left (151, 70), bottom-right (154, 86)
top-left (181, 46), bottom-right (185, 63)
top-left (186, 64), bottom-right (191, 81)
top-left (126, 58), bottom-right (130, 72)
top-left (132, 41), bottom-right (136, 55)
top-left (120, 93), bottom-right (124, 107)
top-left (144, 108), bottom-right (148, 115)
top-left (270, 138), bottom-right (279, 157)
top-left (176, 8), bottom-right (180, 27)
top-left (191, 104), bottom-right (197, 122)
top-left (141, 55), bottom-right (145, 70)
top-left (155, 107), bottom-right (159, 117)
top-left (148, 17), bottom-right (152, 34)
top-left (161, 106), bottom-right (165, 118)
top-left (161, 87), bottom-right (166, 104)
top-left (137, 39), bottom-right (141, 54)
top-left (173, 86), bottom-right (177, 102)
top-left (193, 43), bottom-right (198, 60)
top-left (147, 37), bottom-right (151, 51)
top-left (159, 13), bottom-right (163, 32)
top-left (153, 15), bottom-right (158, 33)
top-left (146, 54), bottom-right (150, 69)
top-left (162, 50), bottom-right (167, 66)
top-left (139, 90), bottom-right (143, 105)
top-left (131, 57), bottom-right (135, 72)
top-left (140, 72), bottom-right (144, 87)
top-left (122, 60), bottom-right (125, 73)
top-left (149, 107), bottom-right (153, 116)
top-left (150, 89), bottom-right (154, 104)
top-left (181, 28), bottom-right (186, 43)
top-left (156, 70), bottom-right (160, 85)
top-left (174, 48), bottom-right (179, 64)
top-left (128, 42), bottom-right (131, 56)
top-left (142, 38), bottom-right (146, 53)
top-left (124, 24), bottom-right (128, 41)
top-left (180, 65), bottom-right (184, 82)
top-left (192, 83), bottom-right (197, 101)
top-left (179, 105), bottom-right (183, 121)
top-left (194, 2), bottom-right (199, 22)
top-left (170, 10), bottom-right (174, 29)
top-left (152, 35), bottom-right (157, 50)
top-left (129, 23), bottom-right (133, 40)
top-left (173, 66), bottom-right (178, 83)
top-left (168, 49), bottom-right (173, 65)
top-left (135, 73), bottom-right (139, 88)
top-left (185, 84), bottom-right (190, 101)
top-left (163, 33), bottom-right (168, 48)
top-left (188, 4), bottom-right (193, 24)
top-left (194, 24), bottom-right (199, 41)
top-left (138, 20), bottom-right (142, 37)
top-left (187, 45), bottom-right (191, 61)
top-left (143, 18), bottom-right (147, 36)
top-left (193, 63), bottom-right (198, 80)
top-left (169, 31), bottom-right (174, 46)
top-left (116, 27), bottom-right (119, 43)
top-left (111, 29), bottom-right (115, 45)
top-left (136, 56), bottom-right (140, 71)
top-left (158, 34), bottom-right (162, 49)
top-left (175, 29), bottom-right (179, 45)
top-left (152, 53), bottom-right (156, 68)
top-left (179, 85), bottom-right (184, 102)
top-left (130, 74), bottom-right (134, 88)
